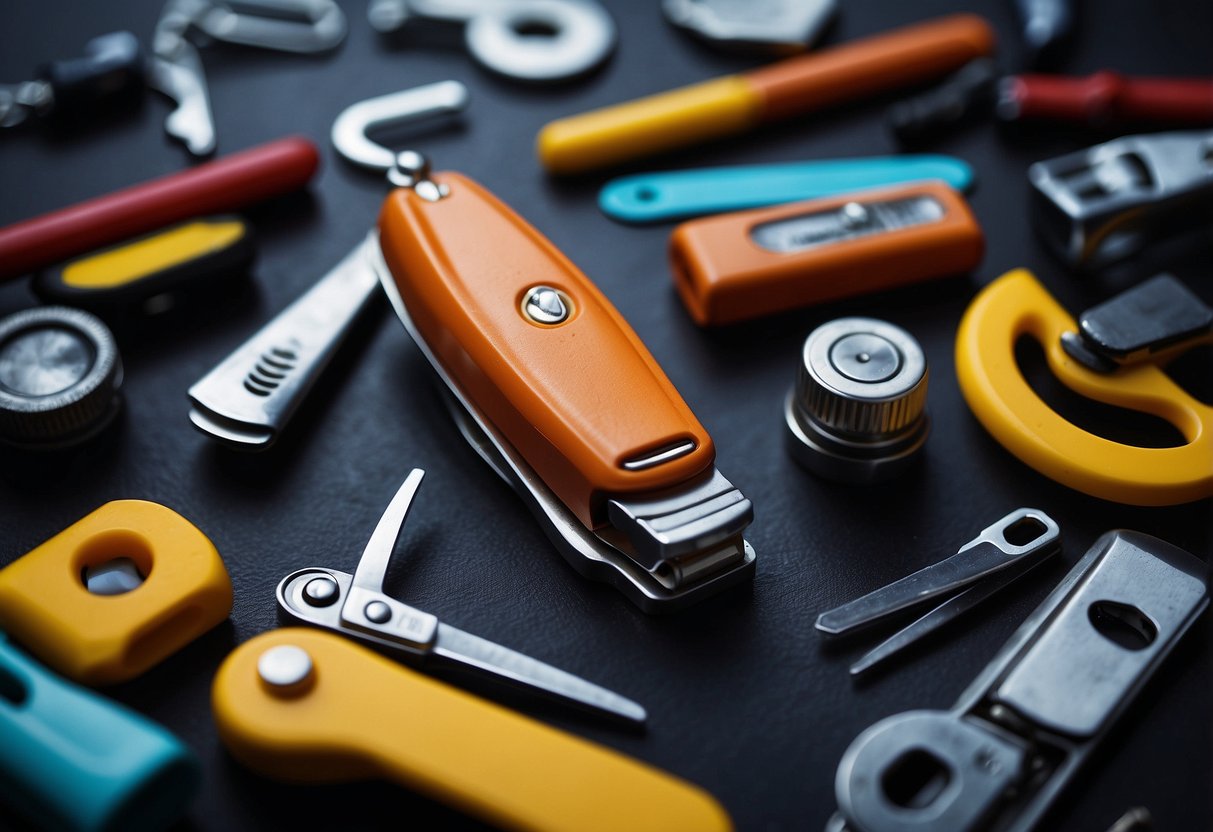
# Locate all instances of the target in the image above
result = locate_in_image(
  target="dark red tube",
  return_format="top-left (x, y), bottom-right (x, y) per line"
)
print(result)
top-left (0, 136), bottom-right (320, 281)
top-left (1003, 71), bottom-right (1213, 125)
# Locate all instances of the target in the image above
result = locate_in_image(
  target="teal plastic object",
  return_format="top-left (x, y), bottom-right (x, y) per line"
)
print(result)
top-left (598, 155), bottom-right (975, 224)
top-left (0, 633), bottom-right (199, 832)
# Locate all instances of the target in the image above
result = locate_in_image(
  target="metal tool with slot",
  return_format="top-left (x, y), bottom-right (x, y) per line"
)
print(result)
top-left (188, 82), bottom-right (468, 449)
top-left (278, 469), bottom-right (645, 723)
top-left (816, 509), bottom-right (1060, 677)
top-left (828, 529), bottom-right (1208, 832)
top-left (956, 268), bottom-right (1213, 506)
top-left (367, 0), bottom-right (616, 83)
top-left (0, 500), bottom-right (232, 685)
top-left (372, 155), bottom-right (756, 613)
top-left (0, 633), bottom-right (200, 832)
top-left (669, 180), bottom-right (983, 326)
top-left (1028, 130), bottom-right (1213, 270)
top-left (599, 155), bottom-right (974, 224)
top-left (1, 3), bottom-right (346, 155)
top-left (213, 629), bottom-right (732, 832)
top-left (537, 14), bottom-right (995, 174)
top-left (662, 0), bottom-right (837, 55)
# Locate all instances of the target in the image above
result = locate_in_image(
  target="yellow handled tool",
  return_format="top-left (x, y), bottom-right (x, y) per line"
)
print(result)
top-left (955, 269), bottom-right (1212, 506)
top-left (0, 500), bottom-right (232, 685)
top-left (213, 629), bottom-right (733, 832)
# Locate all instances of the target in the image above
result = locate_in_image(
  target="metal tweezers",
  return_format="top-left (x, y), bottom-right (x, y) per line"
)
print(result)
top-left (816, 508), bottom-right (1060, 677)
top-left (277, 469), bottom-right (646, 724)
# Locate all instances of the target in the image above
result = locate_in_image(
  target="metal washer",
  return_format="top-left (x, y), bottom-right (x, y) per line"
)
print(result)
top-left (465, 0), bottom-right (617, 82)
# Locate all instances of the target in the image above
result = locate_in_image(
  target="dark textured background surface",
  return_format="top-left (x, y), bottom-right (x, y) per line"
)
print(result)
top-left (1, 1), bottom-right (1210, 829)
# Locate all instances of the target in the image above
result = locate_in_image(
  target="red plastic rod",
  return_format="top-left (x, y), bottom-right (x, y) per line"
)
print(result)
top-left (1001, 71), bottom-right (1213, 125)
top-left (0, 136), bottom-right (320, 281)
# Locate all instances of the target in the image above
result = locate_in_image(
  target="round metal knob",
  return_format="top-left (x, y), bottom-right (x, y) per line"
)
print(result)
top-left (0, 306), bottom-right (123, 450)
top-left (786, 317), bottom-right (929, 483)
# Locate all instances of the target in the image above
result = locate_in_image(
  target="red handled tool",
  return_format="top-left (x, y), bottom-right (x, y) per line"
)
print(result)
top-left (999, 72), bottom-right (1213, 126)
top-left (0, 136), bottom-right (319, 281)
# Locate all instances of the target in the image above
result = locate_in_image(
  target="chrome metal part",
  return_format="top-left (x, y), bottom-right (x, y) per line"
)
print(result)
top-left (257, 644), bottom-right (314, 688)
top-left (187, 236), bottom-right (382, 450)
top-left (786, 318), bottom-right (928, 484)
top-left (331, 81), bottom-right (470, 174)
top-left (368, 240), bottom-right (756, 613)
top-left (367, 0), bottom-right (616, 83)
top-left (521, 286), bottom-right (571, 325)
top-left (750, 195), bottom-right (944, 254)
top-left (817, 508), bottom-right (1060, 677)
top-left (1029, 130), bottom-right (1213, 269)
top-left (663, 0), bottom-right (837, 54)
top-left (830, 530), bottom-right (1209, 832)
top-left (276, 469), bottom-right (647, 723)
top-left (83, 559), bottom-right (145, 596)
top-left (153, 0), bottom-right (348, 155)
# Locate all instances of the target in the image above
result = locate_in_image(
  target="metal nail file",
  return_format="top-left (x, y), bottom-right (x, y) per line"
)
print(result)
top-left (599, 155), bottom-right (974, 223)
top-left (828, 529), bottom-right (1209, 832)
top-left (372, 155), bottom-right (755, 613)
top-left (278, 470), bottom-right (646, 724)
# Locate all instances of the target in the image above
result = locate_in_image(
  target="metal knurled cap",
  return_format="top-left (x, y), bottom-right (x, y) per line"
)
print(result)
top-left (0, 306), bottom-right (123, 449)
top-left (796, 318), bottom-right (928, 438)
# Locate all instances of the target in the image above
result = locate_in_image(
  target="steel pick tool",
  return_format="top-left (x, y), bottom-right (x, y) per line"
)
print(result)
top-left (277, 469), bottom-right (646, 724)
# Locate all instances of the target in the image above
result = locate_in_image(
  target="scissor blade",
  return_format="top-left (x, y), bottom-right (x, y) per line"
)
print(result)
top-left (849, 554), bottom-right (1054, 677)
top-left (351, 469), bottom-right (425, 593)
top-left (432, 623), bottom-right (646, 725)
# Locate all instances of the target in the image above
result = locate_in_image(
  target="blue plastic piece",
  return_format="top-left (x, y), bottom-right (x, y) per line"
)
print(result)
top-left (598, 155), bottom-right (975, 224)
top-left (0, 633), bottom-right (199, 832)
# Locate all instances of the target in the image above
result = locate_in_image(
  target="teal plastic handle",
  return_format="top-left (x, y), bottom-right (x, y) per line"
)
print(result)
top-left (0, 633), bottom-right (199, 832)
top-left (598, 155), bottom-right (974, 224)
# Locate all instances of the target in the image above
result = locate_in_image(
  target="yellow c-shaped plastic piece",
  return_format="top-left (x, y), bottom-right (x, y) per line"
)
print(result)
top-left (213, 629), bottom-right (734, 832)
top-left (0, 500), bottom-right (232, 685)
top-left (955, 268), bottom-right (1212, 506)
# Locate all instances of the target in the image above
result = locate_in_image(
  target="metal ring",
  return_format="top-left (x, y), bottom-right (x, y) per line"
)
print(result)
top-left (464, 0), bottom-right (616, 82)
top-left (330, 81), bottom-right (469, 172)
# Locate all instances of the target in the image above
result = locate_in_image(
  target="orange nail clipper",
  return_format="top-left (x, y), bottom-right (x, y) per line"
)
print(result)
top-left (370, 155), bottom-right (755, 613)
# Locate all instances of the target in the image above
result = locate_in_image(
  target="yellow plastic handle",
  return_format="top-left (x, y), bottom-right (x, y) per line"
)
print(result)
top-left (0, 500), bottom-right (232, 685)
top-left (955, 268), bottom-right (1212, 506)
top-left (213, 629), bottom-right (734, 832)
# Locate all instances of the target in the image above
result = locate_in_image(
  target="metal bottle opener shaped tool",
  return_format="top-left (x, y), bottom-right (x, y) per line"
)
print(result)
top-left (188, 82), bottom-right (469, 448)
top-left (956, 268), bottom-right (1213, 506)
top-left (828, 529), bottom-right (1209, 832)
top-left (151, 0), bottom-right (347, 155)
top-left (370, 151), bottom-right (756, 613)
top-left (277, 469), bottom-right (645, 723)
top-left (1029, 130), bottom-right (1213, 269)
top-left (817, 508), bottom-right (1060, 677)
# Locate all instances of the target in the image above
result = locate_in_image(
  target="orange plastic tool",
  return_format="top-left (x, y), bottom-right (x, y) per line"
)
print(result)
top-left (0, 500), bottom-right (232, 685)
top-left (670, 181), bottom-right (984, 326)
top-left (537, 14), bottom-right (996, 174)
top-left (379, 173), bottom-right (714, 528)
top-left (214, 629), bottom-right (734, 832)
top-left (375, 162), bottom-right (753, 611)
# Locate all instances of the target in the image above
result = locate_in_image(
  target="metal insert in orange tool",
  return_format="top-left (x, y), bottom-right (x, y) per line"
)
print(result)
top-left (373, 160), bottom-right (753, 612)
top-left (537, 14), bottom-right (996, 175)
top-left (213, 629), bottom-right (734, 832)
top-left (670, 181), bottom-right (984, 326)
top-left (0, 500), bottom-right (232, 685)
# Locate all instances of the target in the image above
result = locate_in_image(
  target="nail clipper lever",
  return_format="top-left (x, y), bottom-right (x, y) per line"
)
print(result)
top-left (372, 155), bottom-right (755, 613)
top-left (277, 470), bottom-right (646, 724)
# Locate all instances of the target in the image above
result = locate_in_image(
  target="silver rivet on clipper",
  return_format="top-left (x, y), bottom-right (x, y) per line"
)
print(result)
top-left (302, 576), bottom-right (339, 607)
top-left (364, 600), bottom-right (392, 624)
top-left (257, 645), bottom-right (313, 688)
top-left (521, 286), bottom-right (571, 325)
top-left (785, 317), bottom-right (929, 483)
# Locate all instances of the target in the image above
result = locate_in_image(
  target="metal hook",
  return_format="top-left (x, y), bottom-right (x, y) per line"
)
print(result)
top-left (330, 80), bottom-right (470, 173)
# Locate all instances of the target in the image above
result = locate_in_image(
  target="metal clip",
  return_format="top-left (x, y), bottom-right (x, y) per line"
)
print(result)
top-left (150, 0), bottom-right (348, 155)
top-left (188, 82), bottom-right (467, 449)
top-left (816, 509), bottom-right (1060, 677)
top-left (1028, 129), bottom-right (1213, 269)
top-left (829, 529), bottom-right (1209, 832)
top-left (1060, 273), bottom-right (1213, 373)
top-left (367, 0), bottom-right (616, 83)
